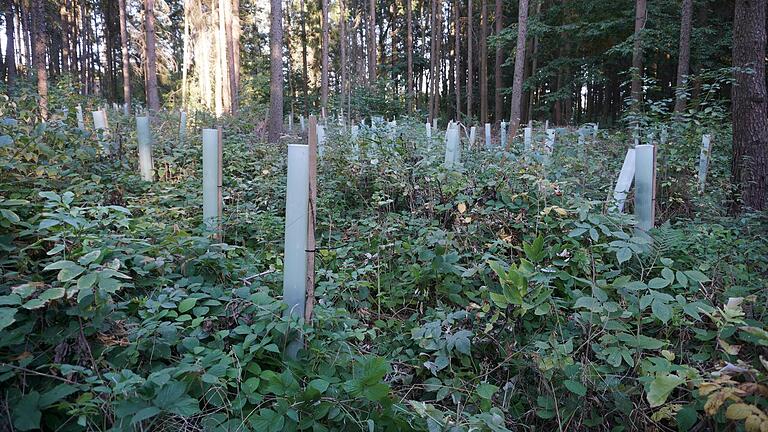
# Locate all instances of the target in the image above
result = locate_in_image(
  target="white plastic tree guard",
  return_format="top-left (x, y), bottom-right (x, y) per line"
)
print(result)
top-left (76, 105), bottom-right (85, 129)
top-left (426, 122), bottom-right (432, 140)
top-left (202, 129), bottom-right (220, 231)
top-left (484, 123), bottom-right (492, 149)
top-left (136, 116), bottom-right (154, 182)
top-left (300, 115), bottom-right (306, 132)
top-left (500, 122), bottom-right (508, 149)
top-left (316, 125), bottom-right (326, 157)
top-left (444, 123), bottom-right (460, 168)
top-left (179, 111), bottom-right (187, 144)
top-left (634, 145), bottom-right (656, 231)
top-left (611, 148), bottom-right (637, 212)
top-left (351, 125), bottom-right (359, 142)
top-left (545, 129), bottom-right (556, 153)
top-left (524, 127), bottom-right (532, 152)
top-left (283, 144), bottom-right (310, 359)
top-left (469, 126), bottom-right (477, 147)
top-left (92, 110), bottom-right (108, 130)
top-left (123, 102), bottom-right (130, 116)
top-left (432, 118), bottom-right (438, 130)
top-left (698, 134), bottom-right (712, 194)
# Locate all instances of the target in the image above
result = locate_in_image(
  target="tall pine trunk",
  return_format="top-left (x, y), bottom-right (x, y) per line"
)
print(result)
top-left (630, 0), bottom-right (646, 109)
top-left (466, 0), bottom-right (473, 120)
top-left (225, 0), bottom-right (238, 113)
top-left (321, 0), bottom-right (329, 112)
top-left (5, 0), bottom-right (17, 92)
top-left (406, 0), bottom-right (413, 112)
top-left (493, 0), bottom-right (502, 123)
top-left (368, 0), bottom-right (376, 83)
top-left (479, 0), bottom-right (488, 124)
top-left (454, 0), bottom-right (461, 120)
top-left (300, 0), bottom-right (309, 116)
top-left (673, 0), bottom-right (692, 116)
top-left (506, 0), bottom-right (528, 146)
top-left (144, 0), bottom-right (160, 112)
top-left (32, 0), bottom-right (47, 119)
top-left (268, 0), bottom-right (284, 143)
top-left (731, 0), bottom-right (767, 211)
top-left (119, 0), bottom-right (131, 113)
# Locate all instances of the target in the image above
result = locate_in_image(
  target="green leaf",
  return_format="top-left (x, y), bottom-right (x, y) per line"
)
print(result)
top-left (249, 409), bottom-right (285, 432)
top-left (12, 391), bottom-right (41, 431)
top-left (242, 377), bottom-right (261, 396)
top-left (131, 406), bottom-right (161, 424)
top-left (684, 270), bottom-right (710, 283)
top-left (178, 298), bottom-right (198, 313)
top-left (676, 406), bottom-right (698, 432)
top-left (661, 268), bottom-right (675, 282)
top-left (564, 380), bottom-right (587, 396)
top-left (616, 247), bottom-right (632, 264)
top-left (0, 208), bottom-right (20, 223)
top-left (39, 288), bottom-right (66, 302)
top-left (646, 373), bottom-right (685, 407)
top-left (652, 300), bottom-right (672, 324)
top-left (39, 384), bottom-right (78, 407)
top-left (78, 250), bottom-right (101, 265)
top-left (43, 260), bottom-right (77, 271)
top-left (363, 382), bottom-right (390, 401)
top-left (77, 273), bottom-right (97, 290)
top-left (22, 298), bottom-right (46, 310)
top-left (648, 278), bottom-right (670, 289)
top-left (476, 383), bottom-right (499, 400)
top-left (0, 307), bottom-right (17, 330)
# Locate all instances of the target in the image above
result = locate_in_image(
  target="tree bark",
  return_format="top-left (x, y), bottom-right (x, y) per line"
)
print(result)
top-left (339, 0), bottom-right (347, 114)
top-left (731, 0), bottom-right (767, 211)
top-left (5, 0), bottom-right (17, 92)
top-left (217, 0), bottom-right (230, 114)
top-left (300, 0), bottom-right (309, 116)
top-left (225, 0), bottom-right (238, 113)
top-left (32, 0), bottom-right (47, 119)
top-left (466, 0), bottom-right (473, 120)
top-left (368, 0), bottom-right (377, 83)
top-left (630, 0), bottom-right (646, 109)
top-left (406, 0), bottom-right (413, 112)
top-left (268, 0), bottom-right (284, 143)
top-left (479, 0), bottom-right (488, 124)
top-left (493, 0), bottom-right (503, 123)
top-left (144, 0), bottom-right (160, 112)
top-left (321, 0), bottom-right (329, 111)
top-left (454, 0), bottom-right (461, 120)
top-left (673, 0), bottom-right (693, 116)
top-left (506, 0), bottom-right (528, 146)
top-left (118, 0), bottom-right (131, 113)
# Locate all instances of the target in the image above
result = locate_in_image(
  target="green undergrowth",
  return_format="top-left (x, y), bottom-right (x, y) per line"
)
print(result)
top-left (0, 94), bottom-right (766, 431)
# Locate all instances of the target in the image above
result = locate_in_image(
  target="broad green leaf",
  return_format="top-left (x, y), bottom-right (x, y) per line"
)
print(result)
top-left (648, 278), bottom-right (670, 289)
top-left (78, 250), bottom-right (101, 265)
top-left (564, 380), bottom-right (587, 396)
top-left (39, 288), bottom-right (65, 302)
top-left (39, 384), bottom-right (78, 407)
top-left (616, 248), bottom-right (632, 264)
top-left (12, 391), bottom-right (41, 431)
top-left (0, 307), bottom-right (17, 330)
top-left (476, 383), bottom-right (499, 400)
top-left (684, 270), bottom-right (710, 283)
top-left (131, 406), bottom-right (161, 424)
top-left (646, 374), bottom-right (685, 407)
top-left (178, 298), bottom-right (198, 313)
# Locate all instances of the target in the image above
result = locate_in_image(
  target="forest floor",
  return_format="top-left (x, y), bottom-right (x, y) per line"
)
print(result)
top-left (0, 105), bottom-right (767, 432)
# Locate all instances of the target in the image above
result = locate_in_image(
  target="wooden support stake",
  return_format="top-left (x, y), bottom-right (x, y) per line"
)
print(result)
top-left (217, 126), bottom-right (224, 241)
top-left (305, 115), bottom-right (318, 323)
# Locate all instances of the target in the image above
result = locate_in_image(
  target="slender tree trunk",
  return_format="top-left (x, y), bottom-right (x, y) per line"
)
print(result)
top-left (454, 0), bottom-right (461, 120)
top-left (300, 0), bottom-right (309, 116)
top-left (673, 0), bottom-right (693, 116)
top-left (5, 0), bottom-right (17, 92)
top-left (428, 0), bottom-right (436, 121)
top-left (466, 0), bottom-right (473, 120)
top-left (182, 0), bottom-right (189, 110)
top-left (479, 0), bottom-right (488, 124)
top-left (630, 0), bottom-right (646, 108)
top-left (321, 0), bottom-right (329, 111)
top-left (506, 0), bottom-right (528, 146)
top-left (368, 0), bottom-right (377, 83)
top-left (268, 0), bottom-right (284, 143)
top-left (119, 0), bottom-right (131, 113)
top-left (218, 0), bottom-right (231, 114)
top-left (232, 0), bottom-right (240, 97)
top-left (32, 0), bottom-right (47, 119)
top-left (339, 0), bottom-right (347, 113)
top-left (731, 0), bottom-right (767, 211)
top-left (60, 3), bottom-right (69, 75)
top-left (144, 0), bottom-right (160, 112)
top-left (225, 0), bottom-right (238, 113)
top-left (526, 0), bottom-right (541, 122)
top-left (406, 0), bottom-right (413, 112)
top-left (493, 0), bottom-right (503, 123)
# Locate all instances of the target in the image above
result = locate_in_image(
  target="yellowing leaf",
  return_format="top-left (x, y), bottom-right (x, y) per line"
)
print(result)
top-left (457, 202), bottom-right (467, 214)
top-left (726, 403), bottom-right (755, 420)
